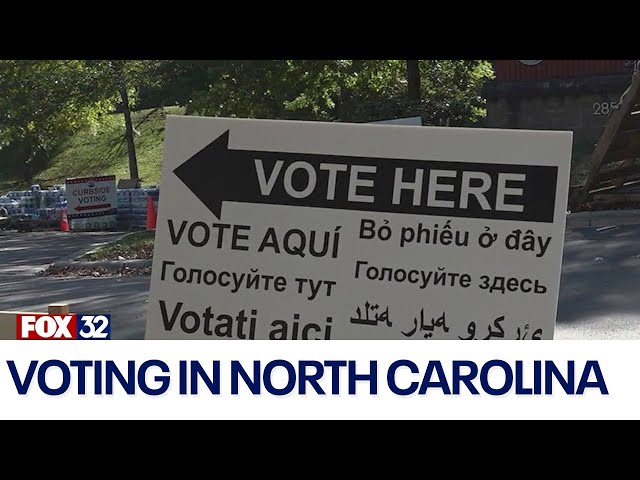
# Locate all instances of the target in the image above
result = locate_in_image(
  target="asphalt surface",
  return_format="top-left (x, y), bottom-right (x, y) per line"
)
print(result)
top-left (0, 230), bottom-right (121, 275)
top-left (0, 230), bottom-right (149, 340)
top-left (557, 222), bottom-right (640, 339)
top-left (2, 211), bottom-right (640, 340)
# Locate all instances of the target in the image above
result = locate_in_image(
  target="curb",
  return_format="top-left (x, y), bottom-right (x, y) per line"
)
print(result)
top-left (57, 232), bottom-right (131, 264)
top-left (32, 231), bottom-right (150, 275)
top-left (38, 258), bottom-right (153, 275)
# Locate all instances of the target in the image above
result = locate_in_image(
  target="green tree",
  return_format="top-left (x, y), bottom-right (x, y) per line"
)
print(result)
top-left (138, 60), bottom-right (222, 108)
top-left (0, 60), bottom-right (494, 187)
top-left (417, 60), bottom-right (494, 126)
top-left (81, 60), bottom-right (163, 182)
top-left (185, 60), bottom-right (493, 126)
top-left (0, 60), bottom-right (112, 184)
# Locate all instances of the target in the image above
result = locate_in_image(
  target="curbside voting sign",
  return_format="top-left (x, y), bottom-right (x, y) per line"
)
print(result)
top-left (145, 116), bottom-right (572, 340)
top-left (65, 175), bottom-right (117, 219)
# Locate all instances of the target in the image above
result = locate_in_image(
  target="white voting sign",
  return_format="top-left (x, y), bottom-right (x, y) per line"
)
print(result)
top-left (146, 116), bottom-right (572, 340)
top-left (65, 175), bottom-right (117, 219)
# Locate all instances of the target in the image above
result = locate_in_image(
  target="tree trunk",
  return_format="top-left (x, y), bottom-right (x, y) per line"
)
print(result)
top-left (23, 159), bottom-right (34, 186)
top-left (23, 141), bottom-right (34, 185)
top-left (406, 60), bottom-right (421, 102)
top-left (119, 86), bottom-right (139, 182)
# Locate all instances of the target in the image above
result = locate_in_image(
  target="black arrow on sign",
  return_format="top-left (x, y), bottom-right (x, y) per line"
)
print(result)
top-left (173, 130), bottom-right (558, 223)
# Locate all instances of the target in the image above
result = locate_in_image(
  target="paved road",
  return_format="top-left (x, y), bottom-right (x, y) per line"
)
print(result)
top-left (2, 216), bottom-right (640, 340)
top-left (0, 230), bottom-right (148, 340)
top-left (0, 230), bottom-right (122, 275)
top-left (557, 223), bottom-right (640, 339)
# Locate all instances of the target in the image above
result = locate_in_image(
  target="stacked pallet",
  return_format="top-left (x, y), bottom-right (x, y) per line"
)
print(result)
top-left (116, 186), bottom-right (159, 230)
top-left (1, 185), bottom-right (160, 231)
top-left (0, 187), bottom-right (67, 223)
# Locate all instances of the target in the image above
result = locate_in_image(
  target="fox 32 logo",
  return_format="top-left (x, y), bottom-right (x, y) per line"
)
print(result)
top-left (16, 314), bottom-right (111, 340)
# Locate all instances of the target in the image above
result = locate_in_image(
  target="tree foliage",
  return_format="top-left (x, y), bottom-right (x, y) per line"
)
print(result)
top-left (0, 60), bottom-right (112, 181)
top-left (0, 59), bottom-right (494, 184)
top-left (79, 60), bottom-right (164, 180)
top-left (185, 60), bottom-right (494, 126)
top-left (0, 60), bottom-right (164, 182)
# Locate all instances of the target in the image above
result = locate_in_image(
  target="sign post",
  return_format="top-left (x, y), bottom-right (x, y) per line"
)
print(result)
top-left (146, 116), bottom-right (572, 340)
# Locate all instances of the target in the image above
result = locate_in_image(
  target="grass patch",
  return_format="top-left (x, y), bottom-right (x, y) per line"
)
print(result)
top-left (79, 230), bottom-right (156, 261)
top-left (41, 105), bottom-right (185, 188)
top-left (1, 105), bottom-right (185, 194)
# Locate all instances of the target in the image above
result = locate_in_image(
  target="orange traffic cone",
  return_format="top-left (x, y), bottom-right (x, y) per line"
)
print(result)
top-left (60, 209), bottom-right (70, 232)
top-left (146, 195), bottom-right (157, 230)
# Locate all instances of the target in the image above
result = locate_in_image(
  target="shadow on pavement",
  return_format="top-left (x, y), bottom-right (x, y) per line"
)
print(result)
top-left (558, 224), bottom-right (640, 325)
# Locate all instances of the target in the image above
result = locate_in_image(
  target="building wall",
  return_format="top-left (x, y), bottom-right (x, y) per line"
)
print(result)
top-left (487, 92), bottom-right (626, 137)
top-left (485, 77), bottom-right (632, 151)
top-left (484, 63), bottom-right (636, 185)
